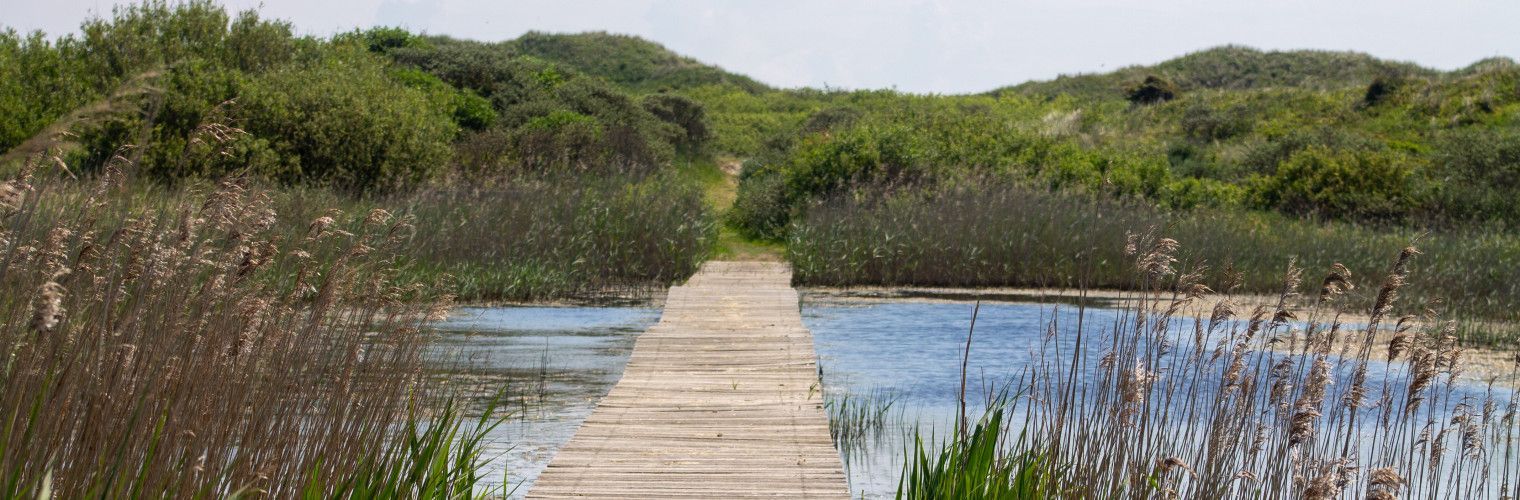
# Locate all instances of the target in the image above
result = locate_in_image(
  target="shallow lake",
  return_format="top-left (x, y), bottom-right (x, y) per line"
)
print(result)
top-left (803, 298), bottom-right (1068, 497)
top-left (429, 306), bottom-right (660, 497)
top-left (801, 295), bottom-right (1518, 499)
top-left (430, 298), bottom-right (1515, 499)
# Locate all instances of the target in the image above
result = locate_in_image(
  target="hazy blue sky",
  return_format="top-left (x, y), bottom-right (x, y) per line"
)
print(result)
top-left (6, 0), bottom-right (1519, 93)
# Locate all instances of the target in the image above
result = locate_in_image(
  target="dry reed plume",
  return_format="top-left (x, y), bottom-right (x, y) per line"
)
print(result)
top-left (998, 234), bottom-right (1519, 498)
top-left (0, 151), bottom-right (474, 497)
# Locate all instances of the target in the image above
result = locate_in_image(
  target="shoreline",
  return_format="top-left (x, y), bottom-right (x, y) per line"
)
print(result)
top-left (800, 285), bottom-right (1520, 387)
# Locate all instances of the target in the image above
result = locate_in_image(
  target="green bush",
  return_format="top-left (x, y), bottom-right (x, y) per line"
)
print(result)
top-left (1125, 75), bottom-right (1178, 104)
top-left (239, 50), bottom-right (456, 191)
top-left (641, 93), bottom-right (712, 154)
top-left (728, 165), bottom-right (792, 240)
top-left (1248, 145), bottom-right (1417, 221)
top-left (1429, 128), bottom-right (1520, 224)
top-left (387, 37), bottom-right (679, 175)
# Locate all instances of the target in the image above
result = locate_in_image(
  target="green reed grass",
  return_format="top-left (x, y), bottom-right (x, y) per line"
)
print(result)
top-left (897, 406), bottom-right (1051, 500)
top-left (394, 173), bottom-right (716, 302)
top-left (789, 182), bottom-right (1520, 346)
top-left (826, 388), bottom-right (902, 457)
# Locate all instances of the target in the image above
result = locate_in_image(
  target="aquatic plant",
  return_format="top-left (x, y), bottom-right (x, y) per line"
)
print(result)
top-left (826, 387), bottom-right (903, 455)
top-left (790, 182), bottom-right (1520, 347)
top-left (899, 234), bottom-right (1520, 498)
top-left (0, 154), bottom-right (502, 497)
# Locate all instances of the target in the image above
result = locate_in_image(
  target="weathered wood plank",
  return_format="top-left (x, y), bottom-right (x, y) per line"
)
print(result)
top-left (527, 262), bottom-right (849, 499)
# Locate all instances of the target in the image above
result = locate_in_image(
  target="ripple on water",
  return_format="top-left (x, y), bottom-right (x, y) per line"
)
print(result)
top-left (429, 306), bottom-right (660, 497)
top-left (803, 298), bottom-right (1517, 499)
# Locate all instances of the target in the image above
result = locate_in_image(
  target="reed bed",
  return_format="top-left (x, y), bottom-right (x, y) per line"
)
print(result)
top-left (395, 174), bottom-right (716, 302)
top-left (789, 183), bottom-right (1520, 346)
top-left (0, 157), bottom-right (498, 497)
top-left (898, 234), bottom-right (1520, 499)
top-left (826, 387), bottom-right (904, 459)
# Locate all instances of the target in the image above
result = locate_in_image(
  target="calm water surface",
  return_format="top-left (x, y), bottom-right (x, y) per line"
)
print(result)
top-left (427, 299), bottom-right (1512, 499)
top-left (801, 297), bottom-right (1517, 499)
top-left (430, 306), bottom-right (660, 497)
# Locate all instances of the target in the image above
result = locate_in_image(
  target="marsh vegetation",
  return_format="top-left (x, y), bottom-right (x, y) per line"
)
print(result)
top-left (4, 1), bottom-right (1520, 497)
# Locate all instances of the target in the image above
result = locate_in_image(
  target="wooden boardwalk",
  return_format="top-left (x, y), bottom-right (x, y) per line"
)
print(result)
top-left (529, 261), bottom-right (849, 499)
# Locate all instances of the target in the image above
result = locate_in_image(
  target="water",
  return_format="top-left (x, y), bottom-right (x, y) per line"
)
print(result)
top-left (803, 299), bottom-right (1068, 497)
top-left (429, 306), bottom-right (660, 497)
top-left (802, 296), bottom-right (1518, 498)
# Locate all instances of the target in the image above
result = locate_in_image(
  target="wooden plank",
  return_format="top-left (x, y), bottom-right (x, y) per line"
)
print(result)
top-left (527, 262), bottom-right (849, 499)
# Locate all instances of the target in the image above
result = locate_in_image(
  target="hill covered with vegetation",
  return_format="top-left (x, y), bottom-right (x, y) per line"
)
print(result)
top-left (700, 49), bottom-right (1520, 238)
top-left (4, 2), bottom-right (1520, 334)
top-left (0, 1), bottom-right (719, 302)
top-left (1001, 45), bottom-right (1441, 99)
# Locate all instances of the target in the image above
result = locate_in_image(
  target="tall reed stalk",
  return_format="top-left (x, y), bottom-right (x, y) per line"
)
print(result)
top-left (0, 154), bottom-right (498, 497)
top-left (790, 181), bottom-right (1520, 346)
top-left (899, 233), bottom-right (1520, 498)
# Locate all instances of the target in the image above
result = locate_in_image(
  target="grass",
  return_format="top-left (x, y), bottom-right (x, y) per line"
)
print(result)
top-left (680, 153), bottom-right (784, 261)
top-left (825, 388), bottom-right (902, 460)
top-left (895, 234), bottom-right (1520, 498)
top-left (789, 181), bottom-right (1520, 347)
top-left (0, 156), bottom-right (504, 497)
top-left (395, 172), bottom-right (716, 302)
top-left (898, 406), bottom-right (1051, 500)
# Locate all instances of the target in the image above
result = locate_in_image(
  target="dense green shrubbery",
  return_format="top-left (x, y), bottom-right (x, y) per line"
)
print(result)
top-left (508, 31), bottom-right (768, 94)
top-left (0, 2), bottom-right (469, 192)
top-left (1004, 45), bottom-right (1438, 99)
top-left (1, 3), bottom-right (714, 191)
top-left (707, 50), bottom-right (1520, 238)
top-left (383, 36), bottom-right (711, 176)
top-left (238, 50), bottom-right (457, 191)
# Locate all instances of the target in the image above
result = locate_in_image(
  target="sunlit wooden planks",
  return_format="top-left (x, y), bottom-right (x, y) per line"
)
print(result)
top-left (528, 261), bottom-right (848, 499)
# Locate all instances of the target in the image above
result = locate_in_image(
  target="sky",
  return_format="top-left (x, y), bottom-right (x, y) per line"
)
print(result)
top-left (5, 0), bottom-right (1519, 94)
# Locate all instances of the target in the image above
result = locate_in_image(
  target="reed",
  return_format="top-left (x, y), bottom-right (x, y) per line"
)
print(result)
top-left (0, 155), bottom-right (500, 497)
top-left (394, 173), bottom-right (716, 302)
top-left (897, 233), bottom-right (1520, 498)
top-left (789, 181), bottom-right (1520, 346)
top-left (826, 387), bottom-right (902, 456)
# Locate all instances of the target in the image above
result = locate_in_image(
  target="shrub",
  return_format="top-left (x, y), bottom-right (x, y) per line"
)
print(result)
top-left (641, 92), bottom-right (712, 154)
top-left (239, 49), bottom-right (456, 192)
top-left (728, 165), bottom-right (793, 240)
top-left (1428, 128), bottom-right (1520, 224)
top-left (1248, 145), bottom-right (1418, 221)
top-left (1125, 75), bottom-right (1178, 105)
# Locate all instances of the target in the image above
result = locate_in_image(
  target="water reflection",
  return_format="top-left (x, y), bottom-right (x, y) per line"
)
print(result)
top-left (802, 297), bottom-right (1517, 499)
top-left (429, 306), bottom-right (660, 497)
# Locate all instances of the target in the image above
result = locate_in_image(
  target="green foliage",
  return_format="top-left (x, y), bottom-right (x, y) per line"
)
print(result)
top-left (0, 30), bottom-right (92, 151)
top-left (727, 164), bottom-right (792, 240)
top-left (1429, 128), bottom-right (1520, 223)
top-left (1125, 75), bottom-right (1178, 105)
top-left (1005, 45), bottom-right (1438, 100)
top-left (386, 37), bottom-right (681, 175)
top-left (641, 93), bottom-right (712, 154)
top-left (239, 49), bottom-right (456, 191)
top-left (713, 49), bottom-right (1520, 238)
top-left (341, 26), bottom-right (430, 54)
top-left (897, 407), bottom-right (1053, 499)
top-left (508, 31), bottom-right (768, 94)
top-left (1247, 145), bottom-right (1417, 220)
top-left (0, 0), bottom-right (474, 194)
